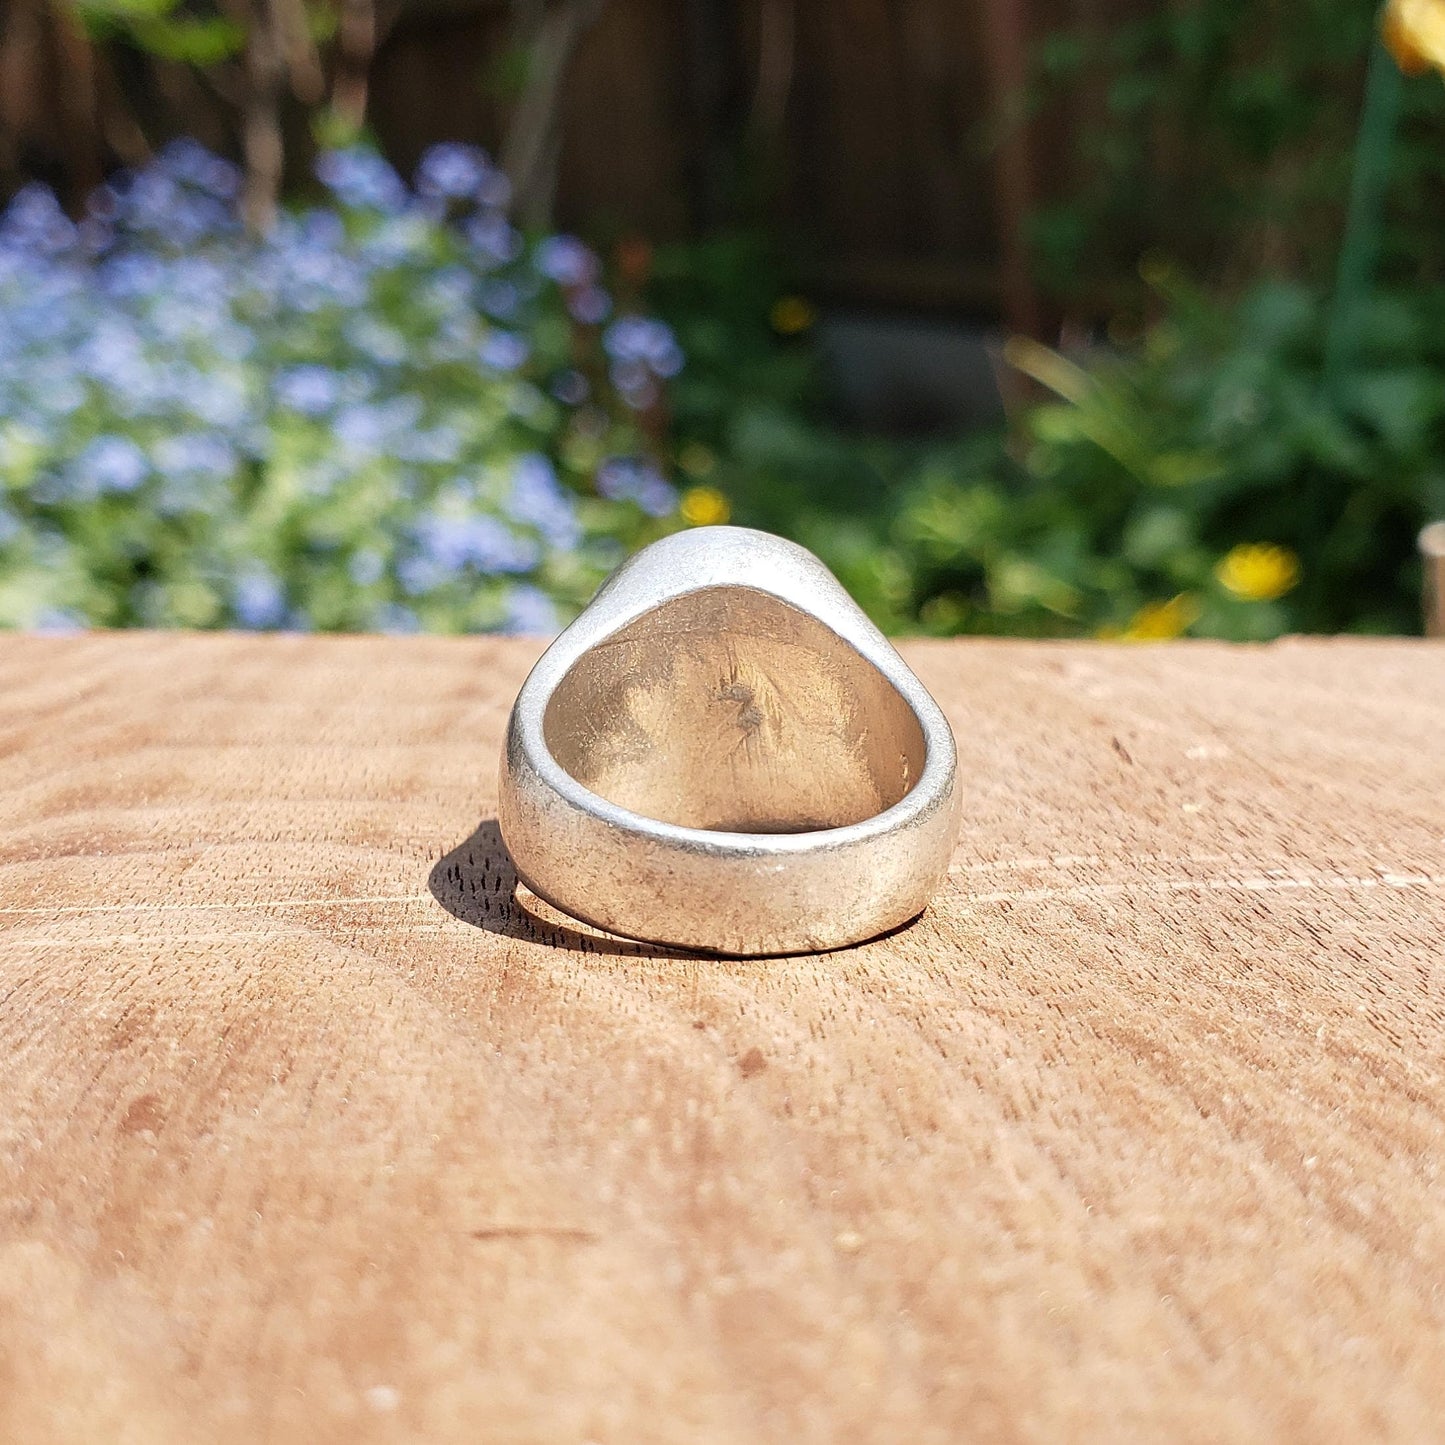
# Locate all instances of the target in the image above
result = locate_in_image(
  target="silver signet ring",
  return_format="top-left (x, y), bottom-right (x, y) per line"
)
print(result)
top-left (498, 526), bottom-right (960, 955)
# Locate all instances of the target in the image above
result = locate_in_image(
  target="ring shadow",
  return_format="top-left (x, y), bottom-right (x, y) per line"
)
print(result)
top-left (427, 818), bottom-right (678, 958)
top-left (428, 818), bottom-right (928, 961)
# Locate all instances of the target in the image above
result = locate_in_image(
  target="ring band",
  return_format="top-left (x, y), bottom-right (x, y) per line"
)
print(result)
top-left (497, 526), bottom-right (960, 954)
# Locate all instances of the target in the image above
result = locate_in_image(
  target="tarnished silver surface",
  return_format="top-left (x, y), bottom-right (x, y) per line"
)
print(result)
top-left (497, 526), bottom-right (960, 954)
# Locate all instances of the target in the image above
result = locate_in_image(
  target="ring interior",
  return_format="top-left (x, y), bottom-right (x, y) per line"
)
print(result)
top-left (542, 585), bottom-right (927, 833)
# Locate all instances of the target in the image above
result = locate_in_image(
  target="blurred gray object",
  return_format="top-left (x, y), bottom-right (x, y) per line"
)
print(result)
top-left (814, 311), bottom-right (1005, 432)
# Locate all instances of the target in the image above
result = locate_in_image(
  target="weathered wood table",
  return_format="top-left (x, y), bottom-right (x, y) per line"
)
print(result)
top-left (2, 633), bottom-right (1443, 1443)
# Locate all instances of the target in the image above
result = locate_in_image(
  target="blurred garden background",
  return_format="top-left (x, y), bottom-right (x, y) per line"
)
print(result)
top-left (2, 0), bottom-right (1445, 638)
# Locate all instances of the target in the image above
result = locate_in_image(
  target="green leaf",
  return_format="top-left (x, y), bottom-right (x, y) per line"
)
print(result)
top-left (1347, 370), bottom-right (1439, 456)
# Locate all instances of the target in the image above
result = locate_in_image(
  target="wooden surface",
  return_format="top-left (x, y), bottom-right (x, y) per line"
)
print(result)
top-left (3, 633), bottom-right (1445, 1443)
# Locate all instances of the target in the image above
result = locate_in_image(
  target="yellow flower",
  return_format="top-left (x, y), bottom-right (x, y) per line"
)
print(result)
top-left (1383, 0), bottom-right (1445, 75)
top-left (1214, 543), bottom-right (1300, 602)
top-left (769, 296), bottom-right (817, 336)
top-left (679, 485), bottom-right (731, 527)
top-left (1117, 593), bottom-right (1200, 641)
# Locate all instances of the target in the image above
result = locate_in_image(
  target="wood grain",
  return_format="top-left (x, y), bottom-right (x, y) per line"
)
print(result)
top-left (2, 632), bottom-right (1444, 1443)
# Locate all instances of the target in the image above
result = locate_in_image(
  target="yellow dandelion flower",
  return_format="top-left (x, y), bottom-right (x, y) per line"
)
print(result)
top-left (770, 296), bottom-right (817, 336)
top-left (1214, 543), bottom-right (1300, 602)
top-left (1383, 0), bottom-right (1445, 75)
top-left (1119, 593), bottom-right (1200, 641)
top-left (679, 485), bottom-right (731, 527)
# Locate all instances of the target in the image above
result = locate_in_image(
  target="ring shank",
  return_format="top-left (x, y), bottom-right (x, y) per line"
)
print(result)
top-left (499, 708), bottom-right (959, 954)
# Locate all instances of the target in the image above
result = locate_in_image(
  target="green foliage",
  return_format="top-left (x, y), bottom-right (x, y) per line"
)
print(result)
top-left (890, 274), bottom-right (1438, 639)
top-left (72, 0), bottom-right (246, 66)
top-left (647, 233), bottom-right (919, 624)
top-left (1031, 0), bottom-right (1445, 309)
top-left (644, 235), bottom-right (1435, 641)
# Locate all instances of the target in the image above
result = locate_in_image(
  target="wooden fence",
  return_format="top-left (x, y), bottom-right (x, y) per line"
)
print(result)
top-left (368, 0), bottom-right (1071, 322)
top-left (0, 0), bottom-right (1128, 324)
